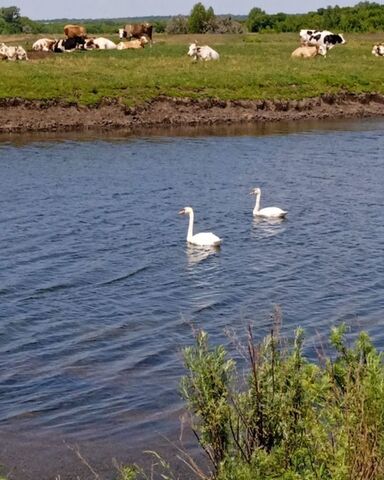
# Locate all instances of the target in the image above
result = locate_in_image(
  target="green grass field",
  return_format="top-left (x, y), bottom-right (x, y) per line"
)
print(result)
top-left (0, 32), bottom-right (384, 105)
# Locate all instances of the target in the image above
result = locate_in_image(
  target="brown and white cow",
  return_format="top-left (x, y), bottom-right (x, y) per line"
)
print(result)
top-left (32, 38), bottom-right (57, 51)
top-left (291, 45), bottom-right (326, 58)
top-left (64, 24), bottom-right (87, 38)
top-left (0, 43), bottom-right (28, 60)
top-left (118, 23), bottom-right (153, 44)
top-left (116, 39), bottom-right (146, 50)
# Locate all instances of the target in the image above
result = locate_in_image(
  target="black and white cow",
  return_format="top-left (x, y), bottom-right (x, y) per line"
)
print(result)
top-left (372, 44), bottom-right (384, 56)
top-left (308, 31), bottom-right (346, 51)
top-left (299, 29), bottom-right (319, 45)
top-left (52, 36), bottom-right (86, 52)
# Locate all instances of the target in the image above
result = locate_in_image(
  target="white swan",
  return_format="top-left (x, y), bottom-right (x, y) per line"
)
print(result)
top-left (251, 187), bottom-right (287, 218)
top-left (178, 206), bottom-right (222, 247)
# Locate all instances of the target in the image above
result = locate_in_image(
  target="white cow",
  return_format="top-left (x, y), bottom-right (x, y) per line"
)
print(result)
top-left (0, 43), bottom-right (28, 60)
top-left (85, 37), bottom-right (117, 50)
top-left (32, 38), bottom-right (56, 51)
top-left (291, 45), bottom-right (326, 58)
top-left (372, 44), bottom-right (384, 56)
top-left (93, 37), bottom-right (117, 49)
top-left (187, 42), bottom-right (219, 61)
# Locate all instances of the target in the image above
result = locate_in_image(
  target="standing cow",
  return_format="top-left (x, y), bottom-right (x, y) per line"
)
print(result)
top-left (308, 30), bottom-right (346, 51)
top-left (118, 23), bottom-right (153, 45)
top-left (64, 24), bottom-right (87, 38)
top-left (299, 29), bottom-right (319, 45)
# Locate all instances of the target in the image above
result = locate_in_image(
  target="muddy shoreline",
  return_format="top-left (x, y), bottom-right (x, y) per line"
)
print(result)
top-left (1, 93), bottom-right (384, 134)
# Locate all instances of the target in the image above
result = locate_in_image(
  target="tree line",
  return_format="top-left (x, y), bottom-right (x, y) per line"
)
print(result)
top-left (1, 2), bottom-right (384, 35)
top-left (246, 1), bottom-right (384, 33)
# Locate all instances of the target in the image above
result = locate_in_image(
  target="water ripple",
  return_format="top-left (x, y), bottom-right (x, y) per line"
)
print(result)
top-left (1, 118), bottom-right (384, 447)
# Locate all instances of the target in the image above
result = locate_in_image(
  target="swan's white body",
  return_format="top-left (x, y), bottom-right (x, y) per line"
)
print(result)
top-left (179, 207), bottom-right (222, 247)
top-left (251, 188), bottom-right (287, 218)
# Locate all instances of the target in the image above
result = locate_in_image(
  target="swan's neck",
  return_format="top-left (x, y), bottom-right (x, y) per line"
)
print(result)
top-left (253, 191), bottom-right (261, 214)
top-left (187, 211), bottom-right (194, 240)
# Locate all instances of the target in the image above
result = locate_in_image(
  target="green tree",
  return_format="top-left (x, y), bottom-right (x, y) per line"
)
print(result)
top-left (188, 2), bottom-right (211, 33)
top-left (246, 7), bottom-right (268, 32)
top-left (0, 5), bottom-right (20, 23)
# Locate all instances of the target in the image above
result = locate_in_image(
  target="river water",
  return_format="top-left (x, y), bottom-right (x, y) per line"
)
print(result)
top-left (1, 119), bottom-right (384, 478)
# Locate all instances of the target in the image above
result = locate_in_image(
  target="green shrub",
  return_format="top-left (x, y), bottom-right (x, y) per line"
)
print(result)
top-left (180, 319), bottom-right (384, 479)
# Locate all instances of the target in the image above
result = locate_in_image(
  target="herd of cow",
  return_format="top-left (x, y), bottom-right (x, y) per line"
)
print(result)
top-left (291, 29), bottom-right (347, 58)
top-left (0, 24), bottom-right (384, 62)
top-left (0, 22), bottom-right (153, 60)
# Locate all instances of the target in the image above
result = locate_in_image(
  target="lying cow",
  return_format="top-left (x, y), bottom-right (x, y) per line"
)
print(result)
top-left (118, 23), bottom-right (153, 44)
top-left (187, 42), bottom-right (220, 61)
top-left (291, 45), bottom-right (326, 58)
top-left (64, 24), bottom-right (87, 38)
top-left (85, 37), bottom-right (117, 50)
top-left (372, 44), bottom-right (384, 56)
top-left (116, 39), bottom-right (146, 50)
top-left (308, 30), bottom-right (346, 51)
top-left (52, 36), bottom-right (86, 52)
top-left (0, 43), bottom-right (28, 61)
top-left (32, 38), bottom-right (57, 51)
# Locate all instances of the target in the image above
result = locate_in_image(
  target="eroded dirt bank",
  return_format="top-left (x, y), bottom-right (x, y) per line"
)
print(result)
top-left (1, 92), bottom-right (384, 134)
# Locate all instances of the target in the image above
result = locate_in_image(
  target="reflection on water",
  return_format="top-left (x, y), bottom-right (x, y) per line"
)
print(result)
top-left (185, 244), bottom-right (221, 266)
top-left (1, 117), bottom-right (384, 145)
top-left (251, 217), bottom-right (287, 239)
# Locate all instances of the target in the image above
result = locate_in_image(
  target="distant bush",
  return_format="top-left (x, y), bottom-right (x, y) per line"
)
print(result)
top-left (205, 16), bottom-right (244, 34)
top-left (153, 20), bottom-right (166, 34)
top-left (165, 15), bottom-right (188, 34)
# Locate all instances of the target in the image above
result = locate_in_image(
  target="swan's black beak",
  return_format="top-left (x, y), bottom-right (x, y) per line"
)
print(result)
top-left (178, 209), bottom-right (186, 215)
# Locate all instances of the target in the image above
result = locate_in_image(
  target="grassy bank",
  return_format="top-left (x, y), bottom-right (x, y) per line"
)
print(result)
top-left (1, 33), bottom-right (384, 105)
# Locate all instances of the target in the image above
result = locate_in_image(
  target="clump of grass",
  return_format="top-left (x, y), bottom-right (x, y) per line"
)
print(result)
top-left (180, 315), bottom-right (384, 479)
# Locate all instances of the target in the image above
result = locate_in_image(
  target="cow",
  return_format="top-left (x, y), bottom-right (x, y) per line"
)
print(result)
top-left (0, 43), bottom-right (28, 60)
top-left (64, 24), bottom-right (87, 39)
top-left (299, 29), bottom-right (319, 45)
top-left (118, 23), bottom-right (153, 44)
top-left (187, 42), bottom-right (220, 61)
top-left (85, 37), bottom-right (117, 50)
top-left (32, 38), bottom-right (57, 51)
top-left (116, 39), bottom-right (146, 50)
top-left (372, 44), bottom-right (384, 56)
top-left (52, 36), bottom-right (86, 52)
top-left (291, 45), bottom-right (326, 58)
top-left (308, 30), bottom-right (346, 51)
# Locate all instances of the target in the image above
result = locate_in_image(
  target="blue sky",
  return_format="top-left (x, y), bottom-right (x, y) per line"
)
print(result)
top-left (7, 0), bottom-right (381, 20)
